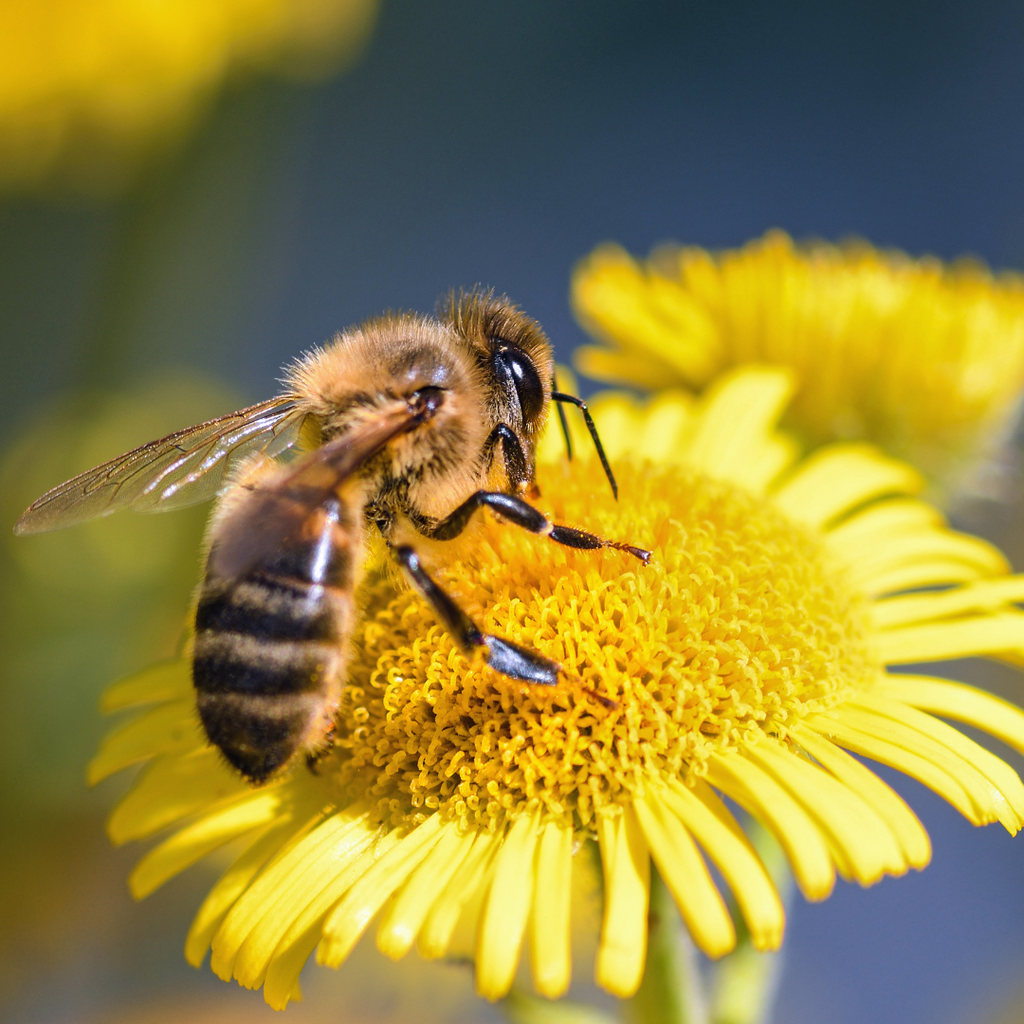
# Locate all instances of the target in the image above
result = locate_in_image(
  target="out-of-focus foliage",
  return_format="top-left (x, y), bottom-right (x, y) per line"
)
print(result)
top-left (0, 374), bottom-right (238, 807)
top-left (0, 0), bottom-right (379, 195)
top-left (0, 374), bottom-right (237, 1003)
top-left (0, 66), bottom-right (328, 1014)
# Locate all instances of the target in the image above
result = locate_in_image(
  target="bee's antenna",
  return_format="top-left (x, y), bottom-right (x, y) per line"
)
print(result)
top-left (552, 374), bottom-right (573, 463)
top-left (551, 391), bottom-right (618, 500)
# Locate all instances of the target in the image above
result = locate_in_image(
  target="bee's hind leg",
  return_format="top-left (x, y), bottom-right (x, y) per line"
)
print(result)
top-left (395, 545), bottom-right (616, 708)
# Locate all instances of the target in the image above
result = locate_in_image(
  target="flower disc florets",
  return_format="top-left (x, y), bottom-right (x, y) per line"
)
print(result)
top-left (327, 460), bottom-right (873, 834)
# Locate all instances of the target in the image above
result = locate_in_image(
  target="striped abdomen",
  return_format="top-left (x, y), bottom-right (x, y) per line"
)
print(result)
top-left (193, 497), bottom-right (359, 782)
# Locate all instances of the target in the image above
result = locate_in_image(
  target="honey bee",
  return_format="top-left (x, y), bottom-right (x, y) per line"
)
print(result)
top-left (15, 293), bottom-right (648, 783)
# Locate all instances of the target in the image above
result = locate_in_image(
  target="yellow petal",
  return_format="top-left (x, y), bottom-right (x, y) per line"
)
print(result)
top-left (130, 788), bottom-right (286, 899)
top-left (231, 818), bottom-right (381, 991)
top-left (772, 445), bottom-right (922, 529)
top-left (587, 389), bottom-right (698, 467)
top-left (685, 367), bottom-right (795, 489)
top-left (875, 612), bottom-right (1024, 665)
top-left (704, 752), bottom-right (834, 900)
top-left (878, 674), bottom-right (1024, 757)
top-left (849, 693), bottom-right (1024, 826)
top-left (89, 698), bottom-right (203, 784)
top-left (792, 727), bottom-right (930, 869)
top-left (734, 434), bottom-right (801, 496)
top-left (418, 829), bottom-right (502, 960)
top-left (475, 811), bottom-right (541, 1001)
top-left (447, 858), bottom-right (501, 964)
top-left (101, 659), bottom-right (192, 713)
top-left (743, 739), bottom-right (906, 884)
top-left (377, 824), bottom-right (477, 961)
top-left (575, 345), bottom-right (683, 392)
top-left (528, 818), bottom-right (573, 999)
top-left (661, 780), bottom-right (784, 951)
top-left (633, 791), bottom-right (735, 958)
top-left (635, 392), bottom-right (697, 466)
top-left (571, 244), bottom-right (718, 380)
top-left (845, 531), bottom-right (1007, 591)
top-left (824, 499), bottom-right (942, 557)
top-left (261, 837), bottom-right (393, 1010)
top-left (184, 795), bottom-right (326, 967)
top-left (805, 713), bottom-right (982, 826)
top-left (318, 814), bottom-right (446, 968)
top-left (832, 705), bottom-right (1018, 833)
top-left (871, 576), bottom-right (1024, 631)
top-left (585, 392), bottom-right (649, 462)
top-left (210, 804), bottom-right (370, 980)
top-left (594, 806), bottom-right (650, 999)
top-left (641, 272), bottom-right (721, 376)
top-left (854, 558), bottom-right (988, 598)
top-left (107, 749), bottom-right (251, 845)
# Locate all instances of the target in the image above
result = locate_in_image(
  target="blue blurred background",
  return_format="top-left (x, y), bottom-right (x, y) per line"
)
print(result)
top-left (4, 1), bottom-right (1024, 1022)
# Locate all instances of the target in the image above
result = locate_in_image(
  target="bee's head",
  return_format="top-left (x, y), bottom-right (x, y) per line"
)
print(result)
top-left (440, 290), bottom-right (555, 494)
top-left (442, 289), bottom-right (618, 502)
top-left (441, 290), bottom-right (554, 436)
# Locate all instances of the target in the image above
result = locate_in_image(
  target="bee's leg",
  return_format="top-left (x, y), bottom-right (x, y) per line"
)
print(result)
top-left (395, 545), bottom-right (615, 707)
top-left (481, 423), bottom-right (529, 490)
top-left (396, 545), bottom-right (557, 682)
top-left (425, 491), bottom-right (650, 564)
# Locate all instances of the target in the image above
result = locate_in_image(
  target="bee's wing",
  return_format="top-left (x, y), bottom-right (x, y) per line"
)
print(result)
top-left (208, 400), bottom-right (423, 583)
top-left (14, 397), bottom-right (309, 535)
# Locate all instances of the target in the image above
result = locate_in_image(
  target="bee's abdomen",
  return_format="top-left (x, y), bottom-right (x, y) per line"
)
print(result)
top-left (193, 628), bottom-right (339, 696)
top-left (193, 498), bottom-right (358, 783)
top-left (193, 575), bottom-right (351, 782)
top-left (195, 573), bottom-right (341, 644)
top-left (193, 691), bottom-right (323, 783)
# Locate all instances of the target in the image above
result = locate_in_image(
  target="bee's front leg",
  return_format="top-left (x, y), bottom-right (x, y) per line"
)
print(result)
top-left (394, 545), bottom-right (615, 707)
top-left (424, 491), bottom-right (651, 565)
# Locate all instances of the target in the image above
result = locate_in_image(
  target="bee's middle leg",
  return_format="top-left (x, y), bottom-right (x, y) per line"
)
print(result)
top-left (395, 545), bottom-right (615, 707)
top-left (425, 491), bottom-right (650, 564)
top-left (396, 545), bottom-right (558, 683)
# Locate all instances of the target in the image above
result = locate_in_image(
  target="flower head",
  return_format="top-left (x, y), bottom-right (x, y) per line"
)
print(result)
top-left (572, 231), bottom-right (1024, 494)
top-left (0, 0), bottom-right (378, 194)
top-left (93, 367), bottom-right (1024, 1007)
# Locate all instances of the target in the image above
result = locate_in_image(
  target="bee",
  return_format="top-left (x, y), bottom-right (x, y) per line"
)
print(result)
top-left (15, 293), bottom-right (648, 783)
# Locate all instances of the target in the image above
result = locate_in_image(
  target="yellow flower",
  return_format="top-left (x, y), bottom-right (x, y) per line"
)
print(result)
top-left (92, 367), bottom-right (1024, 1008)
top-left (0, 0), bottom-right (378, 194)
top-left (571, 231), bottom-right (1024, 494)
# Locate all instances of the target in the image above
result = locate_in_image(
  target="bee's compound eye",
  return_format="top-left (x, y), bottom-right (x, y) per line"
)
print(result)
top-left (494, 347), bottom-right (545, 423)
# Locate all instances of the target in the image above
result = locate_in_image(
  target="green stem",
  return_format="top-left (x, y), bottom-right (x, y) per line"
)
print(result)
top-left (710, 821), bottom-right (794, 1024)
top-left (710, 938), bottom-right (782, 1024)
top-left (499, 988), bottom-right (618, 1024)
top-left (625, 866), bottom-right (707, 1024)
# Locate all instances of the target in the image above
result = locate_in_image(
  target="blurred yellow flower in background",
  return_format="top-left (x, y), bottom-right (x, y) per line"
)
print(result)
top-left (0, 0), bottom-right (379, 195)
top-left (572, 231), bottom-right (1024, 496)
top-left (92, 366), bottom-right (1024, 1009)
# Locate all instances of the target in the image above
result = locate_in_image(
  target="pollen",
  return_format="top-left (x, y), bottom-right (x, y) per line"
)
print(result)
top-left (330, 462), bottom-right (873, 834)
